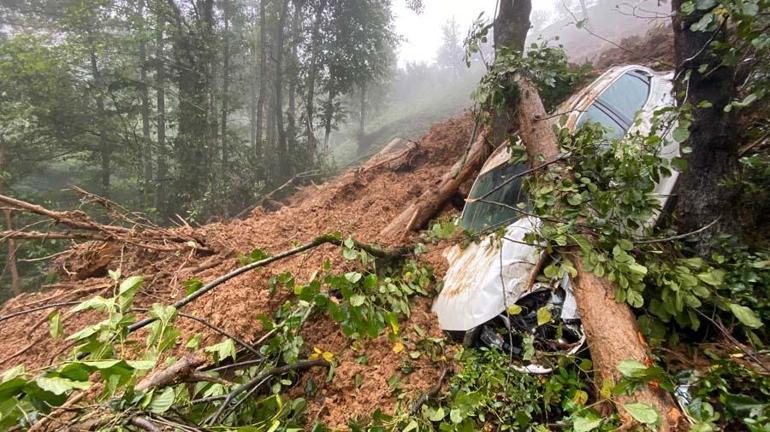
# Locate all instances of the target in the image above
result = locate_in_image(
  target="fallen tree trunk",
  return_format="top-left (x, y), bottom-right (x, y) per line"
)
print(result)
top-left (380, 124), bottom-right (490, 240)
top-left (514, 77), bottom-right (684, 431)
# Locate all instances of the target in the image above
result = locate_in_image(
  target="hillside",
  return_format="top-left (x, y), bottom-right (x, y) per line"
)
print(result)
top-left (0, 115), bottom-right (474, 427)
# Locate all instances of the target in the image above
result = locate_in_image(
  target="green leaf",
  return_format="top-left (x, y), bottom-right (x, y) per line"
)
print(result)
top-left (623, 402), bottom-right (660, 425)
top-left (119, 276), bottom-right (144, 295)
top-left (126, 360), bottom-right (156, 370)
top-left (35, 376), bottom-right (90, 395)
top-left (402, 419), bottom-right (419, 432)
top-left (349, 295), bottom-right (366, 307)
top-left (618, 360), bottom-right (647, 378)
top-left (449, 408), bottom-right (464, 423)
top-left (182, 277), bottom-right (204, 296)
top-left (48, 310), bottom-right (62, 339)
top-left (71, 296), bottom-right (113, 313)
top-left (507, 304), bottom-right (523, 315)
top-left (536, 306), bottom-right (553, 326)
top-left (672, 121), bottom-right (691, 143)
top-left (428, 407), bottom-right (446, 422)
top-left (344, 272), bottom-right (362, 283)
top-left (573, 415), bottom-right (603, 432)
top-left (729, 304), bottom-right (763, 329)
top-left (148, 387), bottom-right (175, 414)
top-left (696, 269), bottom-right (724, 287)
top-left (205, 338), bottom-right (237, 362)
top-left (186, 333), bottom-right (202, 350)
top-left (81, 360), bottom-right (123, 369)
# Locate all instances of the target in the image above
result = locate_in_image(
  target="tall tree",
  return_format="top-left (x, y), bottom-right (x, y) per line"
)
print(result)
top-left (671, 0), bottom-right (739, 256)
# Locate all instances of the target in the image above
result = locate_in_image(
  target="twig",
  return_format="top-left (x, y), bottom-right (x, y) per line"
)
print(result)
top-left (0, 301), bottom-right (82, 323)
top-left (634, 218), bottom-right (720, 244)
top-left (0, 230), bottom-right (108, 241)
top-left (136, 354), bottom-right (206, 391)
top-left (129, 416), bottom-right (161, 432)
top-left (410, 368), bottom-right (449, 415)
top-left (206, 359), bottom-right (330, 424)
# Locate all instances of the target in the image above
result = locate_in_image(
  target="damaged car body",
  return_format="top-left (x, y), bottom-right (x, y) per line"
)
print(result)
top-left (433, 65), bottom-right (681, 372)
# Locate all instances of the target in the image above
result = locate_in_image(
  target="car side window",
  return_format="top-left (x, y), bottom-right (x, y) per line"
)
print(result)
top-left (577, 69), bottom-right (651, 137)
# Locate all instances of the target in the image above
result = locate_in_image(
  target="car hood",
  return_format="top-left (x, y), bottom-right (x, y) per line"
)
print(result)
top-left (432, 217), bottom-right (542, 331)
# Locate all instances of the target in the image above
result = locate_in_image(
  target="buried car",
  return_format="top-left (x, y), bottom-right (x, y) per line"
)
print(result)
top-left (433, 65), bottom-right (681, 372)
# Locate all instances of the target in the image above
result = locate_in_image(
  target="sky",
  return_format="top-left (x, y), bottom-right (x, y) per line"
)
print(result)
top-left (392, 0), bottom-right (558, 67)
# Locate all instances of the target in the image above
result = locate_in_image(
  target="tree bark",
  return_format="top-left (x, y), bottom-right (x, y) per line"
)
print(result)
top-left (274, 0), bottom-right (290, 179)
top-left (221, 0), bottom-right (231, 171)
top-left (138, 0), bottom-right (153, 209)
top-left (323, 85), bottom-right (336, 149)
top-left (154, 1), bottom-right (168, 221)
top-left (3, 210), bottom-right (20, 296)
top-left (255, 0), bottom-right (269, 159)
top-left (88, 41), bottom-right (111, 197)
top-left (671, 0), bottom-right (739, 257)
top-left (305, 0), bottom-right (327, 155)
top-left (515, 76), bottom-right (684, 432)
top-left (491, 0), bottom-right (531, 148)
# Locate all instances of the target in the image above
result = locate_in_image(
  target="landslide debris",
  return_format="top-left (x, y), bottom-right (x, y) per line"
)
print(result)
top-left (0, 114), bottom-right (474, 427)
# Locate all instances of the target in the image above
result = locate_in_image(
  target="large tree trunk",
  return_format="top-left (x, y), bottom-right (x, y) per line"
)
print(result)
top-left (274, 0), bottom-right (290, 179)
top-left (154, 2), bottom-right (168, 221)
top-left (138, 0), bottom-right (153, 209)
top-left (2, 210), bottom-right (20, 296)
top-left (286, 0), bottom-right (302, 173)
top-left (322, 84), bottom-right (336, 150)
top-left (305, 0), bottom-right (327, 155)
top-left (490, 0), bottom-right (532, 147)
top-left (515, 76), bottom-right (684, 432)
top-left (88, 44), bottom-right (111, 196)
top-left (671, 0), bottom-right (739, 257)
top-left (221, 0), bottom-right (231, 171)
top-left (255, 0), bottom-right (268, 160)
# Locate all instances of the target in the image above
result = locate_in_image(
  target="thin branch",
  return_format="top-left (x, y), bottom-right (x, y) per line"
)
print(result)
top-left (206, 359), bottom-right (330, 424)
top-left (634, 218), bottom-right (720, 244)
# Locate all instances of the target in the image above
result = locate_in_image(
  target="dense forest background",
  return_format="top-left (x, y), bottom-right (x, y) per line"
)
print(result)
top-left (0, 0), bottom-right (493, 297)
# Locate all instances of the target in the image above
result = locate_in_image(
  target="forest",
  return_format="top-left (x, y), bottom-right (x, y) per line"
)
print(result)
top-left (0, 0), bottom-right (769, 431)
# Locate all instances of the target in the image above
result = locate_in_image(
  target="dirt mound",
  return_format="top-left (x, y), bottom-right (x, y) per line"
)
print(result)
top-left (0, 114), bottom-right (474, 426)
top-left (595, 25), bottom-right (674, 70)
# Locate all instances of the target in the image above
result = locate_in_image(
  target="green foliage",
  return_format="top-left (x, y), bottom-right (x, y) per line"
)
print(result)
top-left (677, 0), bottom-right (770, 111)
top-left (0, 239), bottom-right (435, 430)
top-left (350, 348), bottom-right (547, 431)
top-left (680, 358), bottom-right (770, 431)
top-left (472, 41), bottom-right (594, 114)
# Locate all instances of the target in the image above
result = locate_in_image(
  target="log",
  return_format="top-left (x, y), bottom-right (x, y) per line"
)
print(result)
top-left (380, 127), bottom-right (490, 241)
top-left (514, 77), bottom-right (684, 431)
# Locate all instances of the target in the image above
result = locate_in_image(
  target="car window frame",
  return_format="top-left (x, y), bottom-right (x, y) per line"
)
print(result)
top-left (577, 69), bottom-right (652, 134)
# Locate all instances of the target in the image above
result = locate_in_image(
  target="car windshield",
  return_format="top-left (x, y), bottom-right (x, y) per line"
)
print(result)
top-left (460, 162), bottom-right (529, 233)
top-left (577, 69), bottom-right (650, 137)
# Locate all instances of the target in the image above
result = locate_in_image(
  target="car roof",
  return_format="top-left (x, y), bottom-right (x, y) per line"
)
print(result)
top-left (478, 65), bottom-right (672, 176)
